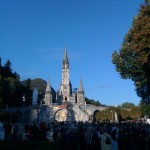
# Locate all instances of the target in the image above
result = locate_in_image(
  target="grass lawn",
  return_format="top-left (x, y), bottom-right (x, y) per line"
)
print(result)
top-left (0, 140), bottom-right (56, 150)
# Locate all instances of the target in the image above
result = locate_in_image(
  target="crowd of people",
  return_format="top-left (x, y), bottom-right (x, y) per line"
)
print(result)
top-left (3, 121), bottom-right (150, 150)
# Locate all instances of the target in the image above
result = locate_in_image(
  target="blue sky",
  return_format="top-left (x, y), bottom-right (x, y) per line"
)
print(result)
top-left (0, 0), bottom-right (144, 106)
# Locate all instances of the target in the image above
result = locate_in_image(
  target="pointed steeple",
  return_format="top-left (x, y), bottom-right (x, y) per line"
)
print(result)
top-left (77, 79), bottom-right (85, 105)
top-left (46, 80), bottom-right (51, 92)
top-left (45, 79), bottom-right (53, 105)
top-left (63, 48), bottom-right (69, 66)
top-left (78, 79), bottom-right (84, 91)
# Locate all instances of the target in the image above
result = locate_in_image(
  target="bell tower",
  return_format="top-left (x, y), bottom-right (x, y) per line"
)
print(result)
top-left (44, 80), bottom-right (52, 105)
top-left (77, 79), bottom-right (85, 105)
top-left (59, 49), bottom-right (72, 100)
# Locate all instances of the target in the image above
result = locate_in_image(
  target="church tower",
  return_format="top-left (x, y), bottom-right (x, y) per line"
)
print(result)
top-left (77, 79), bottom-right (85, 105)
top-left (44, 80), bottom-right (52, 105)
top-left (59, 49), bottom-right (72, 101)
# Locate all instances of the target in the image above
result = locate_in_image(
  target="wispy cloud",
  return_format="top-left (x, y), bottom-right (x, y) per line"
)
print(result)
top-left (85, 85), bottom-right (112, 90)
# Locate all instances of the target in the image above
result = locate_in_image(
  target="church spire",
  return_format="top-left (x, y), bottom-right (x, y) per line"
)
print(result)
top-left (63, 48), bottom-right (69, 68)
top-left (60, 49), bottom-right (72, 98)
top-left (77, 79), bottom-right (85, 105)
top-left (78, 79), bottom-right (84, 91)
top-left (46, 80), bottom-right (51, 92)
top-left (45, 79), bottom-right (52, 105)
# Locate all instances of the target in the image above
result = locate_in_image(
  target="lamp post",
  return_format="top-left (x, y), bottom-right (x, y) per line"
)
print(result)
top-left (22, 96), bottom-right (26, 124)
top-left (22, 96), bottom-right (25, 106)
top-left (111, 111), bottom-right (113, 122)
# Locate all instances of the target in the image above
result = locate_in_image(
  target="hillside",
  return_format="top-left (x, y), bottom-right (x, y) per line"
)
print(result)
top-left (21, 78), bottom-right (56, 103)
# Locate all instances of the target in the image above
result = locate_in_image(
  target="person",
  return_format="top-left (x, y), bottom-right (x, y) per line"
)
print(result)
top-left (97, 127), bottom-right (102, 150)
top-left (101, 128), bottom-right (112, 150)
top-left (111, 129), bottom-right (118, 150)
top-left (12, 123), bottom-right (19, 140)
top-left (4, 122), bottom-right (12, 141)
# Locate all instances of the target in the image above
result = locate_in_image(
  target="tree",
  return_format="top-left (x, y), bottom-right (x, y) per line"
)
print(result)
top-left (130, 106), bottom-right (142, 119)
top-left (3, 60), bottom-right (12, 78)
top-left (141, 104), bottom-right (150, 116)
top-left (121, 102), bottom-right (135, 109)
top-left (0, 59), bottom-right (24, 108)
top-left (96, 107), bottom-right (120, 122)
top-left (112, 4), bottom-right (150, 104)
top-left (96, 106), bottom-right (142, 122)
top-left (145, 0), bottom-right (150, 5)
top-left (0, 76), bottom-right (3, 108)
top-left (85, 97), bottom-right (101, 106)
top-left (73, 88), bottom-right (78, 94)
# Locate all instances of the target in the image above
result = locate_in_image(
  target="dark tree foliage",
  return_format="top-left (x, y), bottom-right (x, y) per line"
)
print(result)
top-left (0, 77), bottom-right (2, 107)
top-left (112, 4), bottom-right (150, 104)
top-left (141, 104), bottom-right (150, 116)
top-left (145, 0), bottom-right (150, 5)
top-left (85, 97), bottom-right (101, 106)
top-left (0, 58), bottom-right (24, 108)
top-left (0, 59), bottom-right (20, 79)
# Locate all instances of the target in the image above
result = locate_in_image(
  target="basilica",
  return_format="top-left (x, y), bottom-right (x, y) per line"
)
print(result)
top-left (31, 49), bottom-right (89, 123)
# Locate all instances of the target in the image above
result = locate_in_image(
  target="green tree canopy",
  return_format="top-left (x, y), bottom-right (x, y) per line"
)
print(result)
top-left (145, 0), bottom-right (150, 5)
top-left (121, 102), bottom-right (135, 109)
top-left (112, 4), bottom-right (150, 104)
top-left (0, 58), bottom-right (24, 108)
top-left (141, 104), bottom-right (150, 116)
top-left (85, 97), bottom-right (101, 106)
top-left (96, 106), bottom-right (142, 122)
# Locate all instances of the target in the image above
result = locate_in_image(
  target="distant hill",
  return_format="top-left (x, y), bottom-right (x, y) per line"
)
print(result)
top-left (21, 78), bottom-right (56, 103)
top-left (30, 78), bottom-right (47, 94)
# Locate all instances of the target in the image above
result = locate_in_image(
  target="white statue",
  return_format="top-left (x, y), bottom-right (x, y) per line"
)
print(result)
top-left (32, 87), bottom-right (38, 106)
top-left (114, 112), bottom-right (118, 122)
